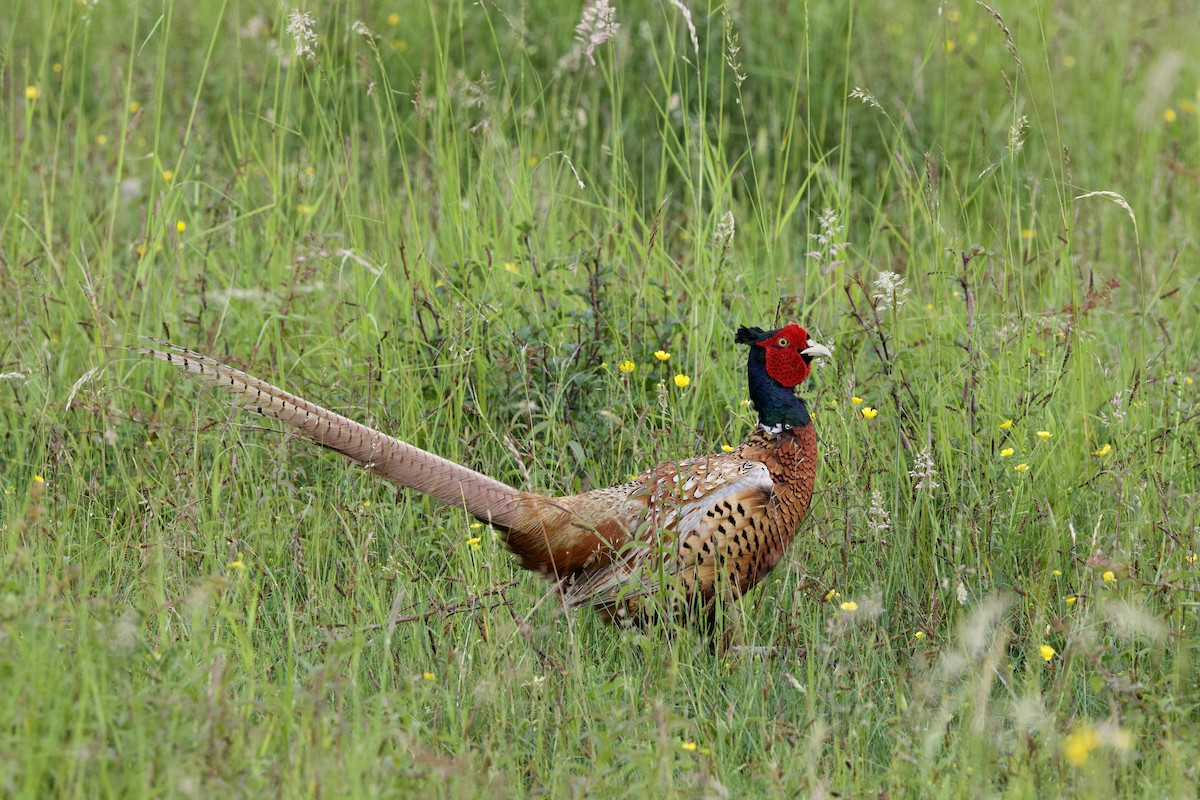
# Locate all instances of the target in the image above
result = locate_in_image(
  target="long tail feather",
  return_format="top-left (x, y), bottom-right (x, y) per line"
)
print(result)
top-left (139, 341), bottom-right (529, 530)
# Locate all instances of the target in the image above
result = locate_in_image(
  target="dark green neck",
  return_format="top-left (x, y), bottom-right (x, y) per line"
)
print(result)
top-left (747, 344), bottom-right (811, 429)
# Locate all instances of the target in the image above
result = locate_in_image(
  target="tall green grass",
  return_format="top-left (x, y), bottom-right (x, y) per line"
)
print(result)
top-left (2, 0), bottom-right (1197, 796)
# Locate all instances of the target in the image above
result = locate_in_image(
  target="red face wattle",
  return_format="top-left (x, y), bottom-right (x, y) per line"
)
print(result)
top-left (756, 324), bottom-right (811, 387)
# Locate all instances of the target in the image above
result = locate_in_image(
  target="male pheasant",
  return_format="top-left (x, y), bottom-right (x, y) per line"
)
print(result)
top-left (142, 324), bottom-right (830, 623)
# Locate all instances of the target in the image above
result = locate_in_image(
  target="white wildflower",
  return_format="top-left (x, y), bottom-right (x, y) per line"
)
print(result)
top-left (723, 10), bottom-right (746, 87)
top-left (908, 445), bottom-right (940, 491)
top-left (668, 0), bottom-right (699, 57)
top-left (806, 208), bottom-right (848, 275)
top-left (1008, 114), bottom-right (1029, 154)
top-left (463, 71), bottom-right (493, 110)
top-left (994, 318), bottom-right (1019, 343)
top-left (575, 0), bottom-right (620, 66)
top-left (849, 86), bottom-right (882, 111)
top-left (866, 490), bottom-right (890, 536)
top-left (287, 10), bottom-right (318, 61)
top-left (872, 270), bottom-right (910, 312)
top-left (241, 15), bottom-right (267, 39)
top-left (811, 338), bottom-right (833, 369)
top-left (1099, 390), bottom-right (1127, 428)
top-left (714, 211), bottom-right (736, 249)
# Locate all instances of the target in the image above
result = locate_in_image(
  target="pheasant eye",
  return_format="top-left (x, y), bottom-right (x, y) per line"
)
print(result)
top-left (776, 337), bottom-right (789, 347)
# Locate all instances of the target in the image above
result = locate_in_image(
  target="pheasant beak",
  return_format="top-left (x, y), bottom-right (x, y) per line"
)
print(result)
top-left (801, 339), bottom-right (833, 360)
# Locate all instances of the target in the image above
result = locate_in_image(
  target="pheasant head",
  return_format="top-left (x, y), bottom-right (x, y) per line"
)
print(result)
top-left (736, 324), bottom-right (832, 430)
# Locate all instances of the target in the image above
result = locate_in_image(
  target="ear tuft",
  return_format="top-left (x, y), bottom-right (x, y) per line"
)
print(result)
top-left (735, 326), bottom-right (771, 345)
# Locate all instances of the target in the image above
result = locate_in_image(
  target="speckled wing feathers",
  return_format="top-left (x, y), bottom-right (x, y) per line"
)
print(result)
top-left (559, 456), bottom-right (775, 608)
top-left (557, 426), bottom-right (818, 619)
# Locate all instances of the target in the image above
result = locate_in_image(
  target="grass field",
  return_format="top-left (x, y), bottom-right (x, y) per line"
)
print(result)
top-left (2, 0), bottom-right (1198, 796)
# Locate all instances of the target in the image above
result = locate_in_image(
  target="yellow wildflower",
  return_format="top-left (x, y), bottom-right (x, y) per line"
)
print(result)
top-left (228, 559), bottom-right (245, 570)
top-left (1065, 596), bottom-right (1077, 605)
top-left (861, 407), bottom-right (878, 419)
top-left (162, 170), bottom-right (174, 182)
top-left (1163, 107), bottom-right (1178, 123)
top-left (1037, 430), bottom-right (1052, 439)
top-left (944, 39), bottom-right (956, 53)
top-left (1063, 727), bottom-right (1099, 767)
top-left (1102, 570), bottom-right (1116, 583)
top-left (1186, 553), bottom-right (1197, 565)
top-left (680, 741), bottom-right (697, 751)
top-left (1094, 443), bottom-right (1112, 457)
top-left (53, 63), bottom-right (63, 73)
top-left (851, 396), bottom-right (864, 405)
top-left (503, 262), bottom-right (518, 274)
top-left (128, 100), bottom-right (141, 113)
top-left (422, 671), bottom-right (435, 681)
top-left (914, 631), bottom-right (926, 640)
top-left (25, 86), bottom-right (39, 101)
top-left (840, 601), bottom-right (858, 612)
top-left (297, 203), bottom-right (314, 216)
top-left (1039, 644), bottom-right (1056, 661)
top-left (824, 588), bottom-right (839, 601)
top-left (618, 360), bottom-right (635, 374)
top-left (999, 419), bottom-right (1013, 430)
top-left (470, 522), bottom-right (482, 529)
top-left (1014, 463), bottom-right (1029, 472)
top-left (175, 220), bottom-right (186, 233)
top-left (721, 444), bottom-right (734, 453)
top-left (673, 373), bottom-right (690, 388)
top-left (1052, 570), bottom-right (1062, 576)
top-left (1021, 229), bottom-right (1034, 240)
top-left (387, 12), bottom-right (400, 25)
top-left (1062, 55), bottom-right (1076, 68)
top-left (1000, 447), bottom-right (1014, 457)
top-left (33, 475), bottom-right (45, 484)
top-left (96, 134), bottom-right (109, 145)
top-left (654, 350), bottom-right (670, 361)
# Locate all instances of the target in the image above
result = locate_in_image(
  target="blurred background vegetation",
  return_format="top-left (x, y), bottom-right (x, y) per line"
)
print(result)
top-left (1, 1), bottom-right (1197, 796)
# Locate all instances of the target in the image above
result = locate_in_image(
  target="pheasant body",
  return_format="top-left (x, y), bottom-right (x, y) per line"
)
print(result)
top-left (554, 423), bottom-right (817, 619)
top-left (142, 324), bottom-right (828, 624)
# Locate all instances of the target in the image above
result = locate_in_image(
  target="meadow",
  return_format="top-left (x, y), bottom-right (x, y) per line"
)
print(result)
top-left (2, 0), bottom-right (1198, 796)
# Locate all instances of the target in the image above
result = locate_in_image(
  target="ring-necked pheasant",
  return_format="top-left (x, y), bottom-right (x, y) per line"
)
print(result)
top-left (141, 324), bottom-right (830, 623)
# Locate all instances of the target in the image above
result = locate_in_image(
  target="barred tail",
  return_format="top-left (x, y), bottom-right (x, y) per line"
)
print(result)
top-left (139, 342), bottom-right (528, 530)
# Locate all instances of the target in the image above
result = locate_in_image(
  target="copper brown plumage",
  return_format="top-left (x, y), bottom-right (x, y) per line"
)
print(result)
top-left (140, 324), bottom-right (830, 624)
